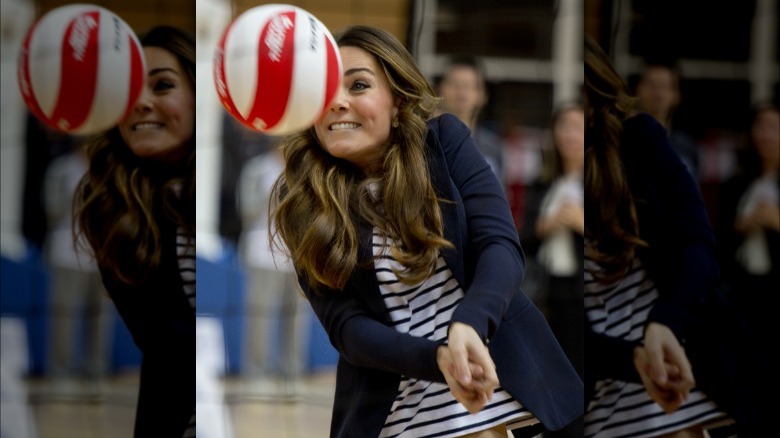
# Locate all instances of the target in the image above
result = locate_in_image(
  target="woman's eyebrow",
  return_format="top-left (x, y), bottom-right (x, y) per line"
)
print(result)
top-left (148, 67), bottom-right (179, 77)
top-left (344, 67), bottom-right (374, 77)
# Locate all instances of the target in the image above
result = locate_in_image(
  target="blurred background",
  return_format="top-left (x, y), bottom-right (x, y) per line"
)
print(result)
top-left (586, 0), bottom-right (779, 367)
top-left (585, 0), bottom-right (779, 226)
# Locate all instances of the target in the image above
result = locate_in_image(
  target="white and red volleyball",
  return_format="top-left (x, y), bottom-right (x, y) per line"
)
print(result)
top-left (214, 4), bottom-right (342, 135)
top-left (17, 4), bottom-right (145, 135)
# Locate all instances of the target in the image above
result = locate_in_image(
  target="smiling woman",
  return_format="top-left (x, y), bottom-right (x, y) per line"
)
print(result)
top-left (313, 49), bottom-right (399, 173)
top-left (270, 25), bottom-right (583, 438)
top-left (73, 25), bottom-right (196, 438)
top-left (119, 46), bottom-right (195, 163)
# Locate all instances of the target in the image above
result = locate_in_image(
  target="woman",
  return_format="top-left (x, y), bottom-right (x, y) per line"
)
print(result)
top-left (633, 62), bottom-right (700, 178)
top-left (271, 25), bottom-right (582, 438)
top-left (716, 103), bottom-right (779, 371)
top-left (74, 25), bottom-right (195, 437)
top-left (520, 103), bottom-right (584, 438)
top-left (583, 34), bottom-right (770, 437)
top-left (435, 56), bottom-right (504, 180)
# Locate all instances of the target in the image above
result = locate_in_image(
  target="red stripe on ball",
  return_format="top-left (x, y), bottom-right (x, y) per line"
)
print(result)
top-left (322, 33), bottom-right (340, 115)
top-left (50, 11), bottom-right (100, 132)
top-left (250, 10), bottom-right (296, 131)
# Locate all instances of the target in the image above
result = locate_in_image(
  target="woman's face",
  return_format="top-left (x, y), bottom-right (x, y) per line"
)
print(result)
top-left (635, 66), bottom-right (679, 116)
top-left (554, 107), bottom-right (585, 171)
top-left (119, 47), bottom-right (194, 163)
top-left (439, 65), bottom-right (483, 118)
top-left (314, 46), bottom-right (398, 172)
top-left (752, 107), bottom-right (780, 166)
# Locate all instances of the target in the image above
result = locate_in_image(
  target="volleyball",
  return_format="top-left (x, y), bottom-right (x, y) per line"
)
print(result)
top-left (214, 4), bottom-right (342, 135)
top-left (17, 4), bottom-right (145, 135)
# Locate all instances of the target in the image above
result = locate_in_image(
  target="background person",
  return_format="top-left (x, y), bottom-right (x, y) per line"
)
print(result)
top-left (435, 55), bottom-right (506, 182)
top-left (520, 102), bottom-right (584, 438)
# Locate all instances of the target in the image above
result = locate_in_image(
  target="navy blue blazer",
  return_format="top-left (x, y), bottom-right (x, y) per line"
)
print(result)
top-left (584, 113), bottom-right (720, 387)
top-left (299, 113), bottom-right (583, 437)
top-left (584, 113), bottom-right (775, 433)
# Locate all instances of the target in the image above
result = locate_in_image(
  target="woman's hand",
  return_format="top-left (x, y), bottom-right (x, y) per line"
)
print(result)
top-left (736, 201), bottom-right (780, 234)
top-left (437, 346), bottom-right (491, 414)
top-left (634, 322), bottom-right (695, 413)
top-left (536, 202), bottom-right (584, 237)
top-left (445, 322), bottom-right (499, 411)
top-left (558, 202), bottom-right (585, 235)
top-left (754, 202), bottom-right (780, 232)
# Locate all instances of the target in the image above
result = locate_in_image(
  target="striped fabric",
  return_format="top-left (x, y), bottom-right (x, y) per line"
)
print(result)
top-left (374, 230), bottom-right (537, 438)
top-left (177, 226), bottom-right (196, 438)
top-left (176, 227), bottom-right (196, 311)
top-left (584, 255), bottom-right (727, 438)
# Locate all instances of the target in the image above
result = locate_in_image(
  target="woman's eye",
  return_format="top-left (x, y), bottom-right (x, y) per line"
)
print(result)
top-left (350, 81), bottom-right (369, 91)
top-left (154, 80), bottom-right (175, 92)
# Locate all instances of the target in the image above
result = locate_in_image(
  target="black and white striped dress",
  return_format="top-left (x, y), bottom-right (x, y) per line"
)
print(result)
top-left (177, 227), bottom-right (196, 438)
top-left (374, 230), bottom-right (537, 438)
top-left (584, 255), bottom-right (727, 438)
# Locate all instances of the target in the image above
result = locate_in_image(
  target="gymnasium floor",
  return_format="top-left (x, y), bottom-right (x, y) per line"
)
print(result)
top-left (25, 371), bottom-right (336, 438)
top-left (26, 372), bottom-right (735, 438)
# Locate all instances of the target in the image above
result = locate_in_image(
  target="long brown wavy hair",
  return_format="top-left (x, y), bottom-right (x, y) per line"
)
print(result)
top-left (584, 34), bottom-right (646, 282)
top-left (74, 26), bottom-right (195, 286)
top-left (271, 25), bottom-right (452, 293)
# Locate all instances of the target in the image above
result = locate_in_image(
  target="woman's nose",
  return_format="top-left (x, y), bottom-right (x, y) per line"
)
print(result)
top-left (328, 87), bottom-right (349, 112)
top-left (132, 87), bottom-right (153, 112)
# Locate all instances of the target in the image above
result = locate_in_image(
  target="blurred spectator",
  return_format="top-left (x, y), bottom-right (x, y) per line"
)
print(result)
top-left (634, 61), bottom-right (701, 179)
top-left (504, 125), bottom-right (546, 233)
top-left (716, 103), bottom-right (779, 349)
top-left (237, 146), bottom-right (309, 397)
top-left (520, 103), bottom-right (584, 438)
top-left (435, 55), bottom-right (506, 182)
top-left (220, 113), bottom-right (274, 245)
top-left (42, 145), bottom-right (113, 398)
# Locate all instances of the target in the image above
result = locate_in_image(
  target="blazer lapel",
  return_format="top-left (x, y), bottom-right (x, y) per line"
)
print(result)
top-left (355, 219), bottom-right (389, 322)
top-left (425, 125), bottom-right (466, 288)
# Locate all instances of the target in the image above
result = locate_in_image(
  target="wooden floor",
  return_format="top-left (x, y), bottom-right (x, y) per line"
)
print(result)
top-left (24, 370), bottom-right (336, 438)
top-left (19, 369), bottom-right (738, 438)
top-left (224, 372), bottom-right (336, 438)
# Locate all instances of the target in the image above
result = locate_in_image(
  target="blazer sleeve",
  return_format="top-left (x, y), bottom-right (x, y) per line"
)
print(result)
top-left (629, 114), bottom-right (720, 340)
top-left (299, 273), bottom-right (447, 383)
top-left (435, 113), bottom-right (525, 342)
